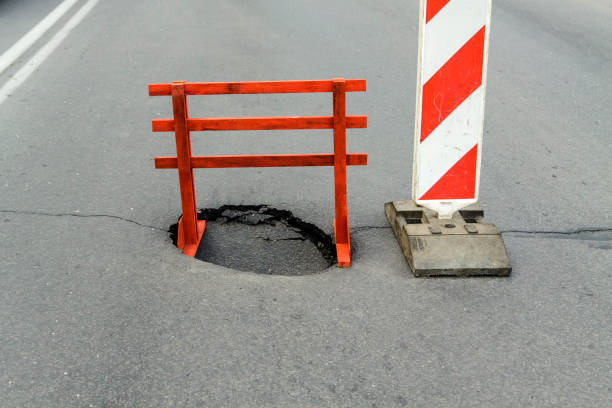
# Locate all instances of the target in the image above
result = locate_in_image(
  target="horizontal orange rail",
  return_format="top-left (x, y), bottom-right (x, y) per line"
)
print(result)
top-left (152, 116), bottom-right (367, 132)
top-left (149, 79), bottom-right (366, 96)
top-left (155, 154), bottom-right (368, 169)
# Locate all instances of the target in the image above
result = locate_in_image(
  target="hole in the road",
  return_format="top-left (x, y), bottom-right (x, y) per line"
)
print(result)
top-left (169, 205), bottom-right (337, 275)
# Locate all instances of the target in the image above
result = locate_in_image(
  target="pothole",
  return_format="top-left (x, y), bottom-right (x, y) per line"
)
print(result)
top-left (169, 205), bottom-right (337, 275)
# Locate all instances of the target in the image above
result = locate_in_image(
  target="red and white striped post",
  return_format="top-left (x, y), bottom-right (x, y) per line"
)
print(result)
top-left (413, 0), bottom-right (492, 219)
top-left (385, 0), bottom-right (511, 276)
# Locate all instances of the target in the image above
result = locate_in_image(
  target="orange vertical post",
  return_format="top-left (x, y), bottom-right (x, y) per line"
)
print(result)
top-left (333, 78), bottom-right (350, 267)
top-left (171, 81), bottom-right (204, 255)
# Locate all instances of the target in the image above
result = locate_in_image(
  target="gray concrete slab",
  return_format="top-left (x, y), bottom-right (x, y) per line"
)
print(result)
top-left (1, 0), bottom-right (611, 406)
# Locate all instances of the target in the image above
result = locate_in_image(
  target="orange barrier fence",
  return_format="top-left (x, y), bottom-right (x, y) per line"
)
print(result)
top-left (149, 79), bottom-right (367, 267)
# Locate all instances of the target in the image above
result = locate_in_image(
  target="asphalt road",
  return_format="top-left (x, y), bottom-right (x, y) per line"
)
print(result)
top-left (1, 0), bottom-right (611, 406)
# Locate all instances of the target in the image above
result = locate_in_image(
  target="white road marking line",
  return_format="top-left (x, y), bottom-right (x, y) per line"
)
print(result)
top-left (0, 0), bottom-right (99, 106)
top-left (0, 0), bottom-right (80, 75)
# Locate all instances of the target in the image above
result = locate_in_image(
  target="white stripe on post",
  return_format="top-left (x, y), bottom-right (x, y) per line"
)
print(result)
top-left (422, 0), bottom-right (488, 82)
top-left (412, 0), bottom-right (492, 219)
top-left (416, 87), bottom-right (483, 196)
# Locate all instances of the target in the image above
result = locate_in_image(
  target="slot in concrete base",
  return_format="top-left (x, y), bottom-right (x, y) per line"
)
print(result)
top-left (385, 200), bottom-right (511, 277)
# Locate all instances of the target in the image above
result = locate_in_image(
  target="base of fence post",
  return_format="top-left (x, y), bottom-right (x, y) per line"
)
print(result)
top-left (385, 200), bottom-right (511, 277)
top-left (177, 217), bottom-right (207, 257)
top-left (334, 218), bottom-right (351, 267)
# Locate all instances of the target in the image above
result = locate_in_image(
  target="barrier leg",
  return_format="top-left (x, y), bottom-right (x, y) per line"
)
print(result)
top-left (333, 79), bottom-right (350, 267)
top-left (172, 81), bottom-right (205, 256)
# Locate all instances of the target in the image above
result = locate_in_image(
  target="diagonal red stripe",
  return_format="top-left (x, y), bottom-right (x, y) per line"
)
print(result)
top-left (426, 0), bottom-right (452, 23)
top-left (419, 144), bottom-right (478, 200)
top-left (420, 26), bottom-right (486, 143)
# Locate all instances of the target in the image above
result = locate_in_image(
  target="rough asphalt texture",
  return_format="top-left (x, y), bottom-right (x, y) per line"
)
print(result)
top-left (1, 0), bottom-right (611, 406)
top-left (195, 220), bottom-right (331, 275)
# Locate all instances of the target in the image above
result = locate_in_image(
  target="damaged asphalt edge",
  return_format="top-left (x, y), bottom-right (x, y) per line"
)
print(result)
top-left (168, 205), bottom-right (338, 266)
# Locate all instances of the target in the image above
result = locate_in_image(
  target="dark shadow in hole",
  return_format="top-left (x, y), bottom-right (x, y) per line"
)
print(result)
top-left (169, 205), bottom-right (337, 275)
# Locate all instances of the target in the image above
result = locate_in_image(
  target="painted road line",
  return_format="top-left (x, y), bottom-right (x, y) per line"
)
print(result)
top-left (0, 0), bottom-right (100, 106)
top-left (0, 0), bottom-right (80, 75)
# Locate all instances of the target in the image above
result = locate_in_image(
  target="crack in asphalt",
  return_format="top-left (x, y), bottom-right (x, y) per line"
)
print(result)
top-left (350, 225), bottom-right (612, 238)
top-left (350, 226), bottom-right (393, 234)
top-left (501, 228), bottom-right (612, 235)
top-left (3, 209), bottom-right (610, 241)
top-left (0, 209), bottom-right (167, 232)
top-left (256, 236), bottom-right (308, 242)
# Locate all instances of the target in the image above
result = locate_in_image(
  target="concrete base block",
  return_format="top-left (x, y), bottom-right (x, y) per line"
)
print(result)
top-left (385, 200), bottom-right (511, 277)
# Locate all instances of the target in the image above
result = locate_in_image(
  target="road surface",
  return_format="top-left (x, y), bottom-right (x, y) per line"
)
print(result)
top-left (1, 0), bottom-right (611, 406)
